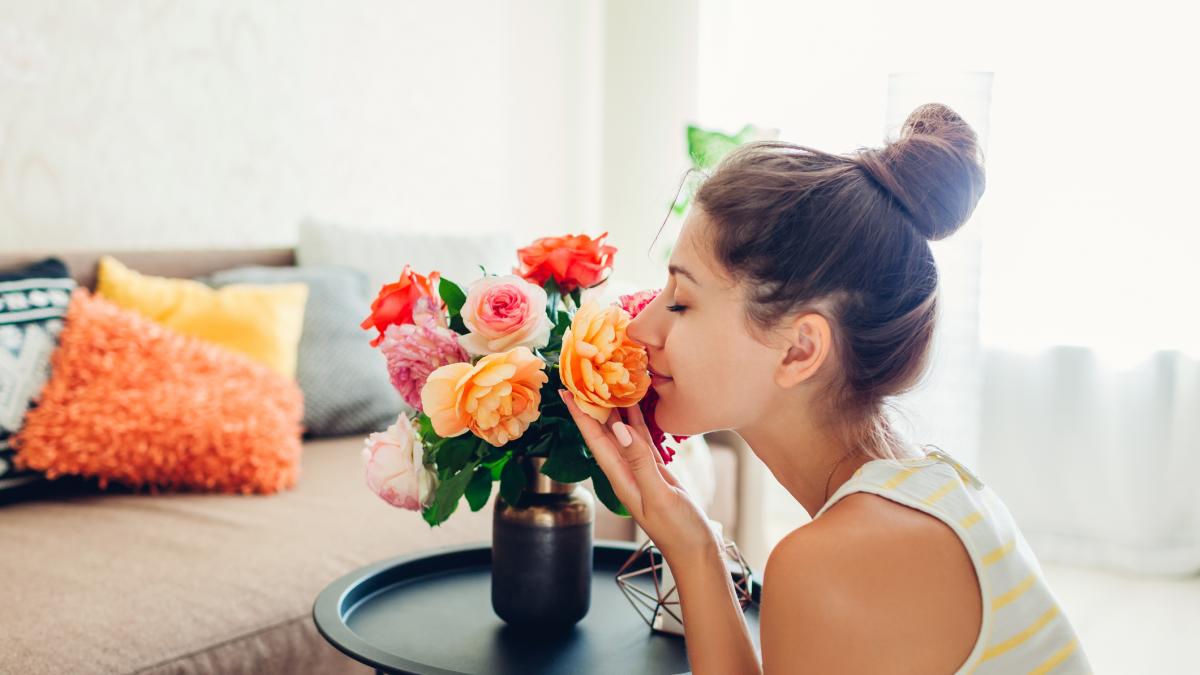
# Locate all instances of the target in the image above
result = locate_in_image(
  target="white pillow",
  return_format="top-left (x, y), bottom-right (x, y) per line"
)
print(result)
top-left (297, 217), bottom-right (520, 294)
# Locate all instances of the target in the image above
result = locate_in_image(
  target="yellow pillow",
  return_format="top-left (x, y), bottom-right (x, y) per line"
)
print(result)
top-left (96, 256), bottom-right (308, 379)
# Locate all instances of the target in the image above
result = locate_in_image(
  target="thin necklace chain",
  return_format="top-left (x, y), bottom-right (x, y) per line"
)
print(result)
top-left (822, 452), bottom-right (855, 504)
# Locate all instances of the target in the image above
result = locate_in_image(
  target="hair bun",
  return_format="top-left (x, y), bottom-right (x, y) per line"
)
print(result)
top-left (857, 102), bottom-right (987, 241)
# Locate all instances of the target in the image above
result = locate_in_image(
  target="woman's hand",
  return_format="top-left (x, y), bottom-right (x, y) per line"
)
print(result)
top-left (557, 388), bottom-right (720, 562)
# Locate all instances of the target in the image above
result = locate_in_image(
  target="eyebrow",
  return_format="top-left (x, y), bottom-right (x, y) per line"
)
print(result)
top-left (668, 264), bottom-right (700, 287)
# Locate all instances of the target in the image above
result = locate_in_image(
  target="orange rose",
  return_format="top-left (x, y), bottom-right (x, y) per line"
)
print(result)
top-left (420, 346), bottom-right (549, 446)
top-left (559, 299), bottom-right (651, 423)
top-left (514, 232), bottom-right (616, 294)
top-left (361, 266), bottom-right (443, 347)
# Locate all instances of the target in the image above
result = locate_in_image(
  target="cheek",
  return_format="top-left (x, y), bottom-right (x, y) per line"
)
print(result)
top-left (657, 319), bottom-right (748, 429)
top-left (655, 324), bottom-right (764, 435)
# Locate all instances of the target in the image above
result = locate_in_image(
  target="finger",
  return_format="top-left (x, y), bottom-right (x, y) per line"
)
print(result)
top-left (655, 460), bottom-right (683, 489)
top-left (559, 390), bottom-right (642, 513)
top-left (624, 403), bottom-right (658, 450)
top-left (562, 391), bottom-right (667, 500)
top-left (622, 405), bottom-right (663, 465)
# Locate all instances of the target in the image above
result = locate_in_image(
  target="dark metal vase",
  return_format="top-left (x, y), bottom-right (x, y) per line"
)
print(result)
top-left (491, 455), bottom-right (595, 629)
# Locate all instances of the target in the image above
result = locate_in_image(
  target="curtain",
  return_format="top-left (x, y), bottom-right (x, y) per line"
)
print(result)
top-left (697, 0), bottom-right (1200, 576)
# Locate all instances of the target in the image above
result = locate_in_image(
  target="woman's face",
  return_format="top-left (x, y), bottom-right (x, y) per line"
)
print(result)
top-left (626, 207), bottom-right (789, 437)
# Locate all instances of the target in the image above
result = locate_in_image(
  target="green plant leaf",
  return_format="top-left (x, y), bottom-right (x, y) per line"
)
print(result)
top-left (499, 456), bottom-right (527, 506)
top-left (590, 461), bottom-right (630, 517)
top-left (415, 412), bottom-right (436, 443)
top-left (426, 460), bottom-right (479, 526)
top-left (465, 465), bottom-right (493, 512)
top-left (541, 442), bottom-right (592, 483)
top-left (488, 453), bottom-right (510, 480)
top-left (448, 314), bottom-right (468, 334)
top-left (436, 434), bottom-right (477, 477)
top-left (439, 277), bottom-right (468, 316)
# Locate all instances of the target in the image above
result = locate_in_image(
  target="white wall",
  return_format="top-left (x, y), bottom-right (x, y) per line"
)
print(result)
top-left (0, 1), bottom-right (604, 252)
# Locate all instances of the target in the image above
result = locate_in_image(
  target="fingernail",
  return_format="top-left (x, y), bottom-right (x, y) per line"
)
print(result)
top-left (558, 389), bottom-right (567, 401)
top-left (611, 421), bottom-right (633, 447)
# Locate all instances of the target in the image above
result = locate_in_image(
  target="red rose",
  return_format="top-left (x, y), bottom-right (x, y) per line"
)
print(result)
top-left (618, 287), bottom-right (688, 463)
top-left (514, 232), bottom-right (616, 295)
top-left (361, 266), bottom-right (443, 347)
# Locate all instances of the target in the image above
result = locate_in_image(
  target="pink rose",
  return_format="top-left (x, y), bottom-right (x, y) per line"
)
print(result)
top-left (618, 287), bottom-right (688, 463)
top-left (379, 296), bottom-right (471, 413)
top-left (363, 414), bottom-right (438, 510)
top-left (617, 288), bottom-right (661, 318)
top-left (458, 274), bottom-right (553, 357)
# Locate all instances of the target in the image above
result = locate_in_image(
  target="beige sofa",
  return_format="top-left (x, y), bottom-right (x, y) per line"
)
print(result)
top-left (0, 249), bottom-right (749, 675)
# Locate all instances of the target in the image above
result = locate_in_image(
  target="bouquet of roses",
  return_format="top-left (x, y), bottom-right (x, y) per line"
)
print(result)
top-left (359, 232), bottom-right (689, 526)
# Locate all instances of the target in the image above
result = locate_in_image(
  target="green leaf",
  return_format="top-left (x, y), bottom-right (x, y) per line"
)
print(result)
top-left (499, 456), bottom-right (527, 506)
top-left (448, 314), bottom-right (468, 334)
top-left (480, 440), bottom-right (506, 464)
top-left (439, 277), bottom-right (468, 316)
top-left (436, 435), bottom-right (477, 477)
top-left (540, 443), bottom-right (592, 483)
top-left (465, 466), bottom-right (493, 511)
top-left (415, 412), bottom-right (436, 443)
top-left (488, 454), bottom-right (510, 481)
top-left (426, 461), bottom-right (479, 526)
top-left (555, 309), bottom-right (571, 333)
top-left (543, 276), bottom-right (562, 320)
top-left (687, 123), bottom-right (752, 170)
top-left (590, 461), bottom-right (630, 517)
top-left (569, 288), bottom-right (582, 308)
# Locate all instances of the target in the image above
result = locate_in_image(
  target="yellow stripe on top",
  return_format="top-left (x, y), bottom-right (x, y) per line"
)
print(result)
top-left (883, 467), bottom-right (919, 489)
top-left (983, 537), bottom-right (1016, 566)
top-left (981, 604), bottom-right (1060, 661)
top-left (1028, 639), bottom-right (1079, 675)
top-left (959, 510), bottom-right (984, 529)
top-left (922, 478), bottom-right (958, 506)
top-left (993, 574), bottom-right (1037, 611)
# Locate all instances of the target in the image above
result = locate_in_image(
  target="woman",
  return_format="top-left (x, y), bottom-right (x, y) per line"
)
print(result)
top-left (559, 103), bottom-right (1092, 674)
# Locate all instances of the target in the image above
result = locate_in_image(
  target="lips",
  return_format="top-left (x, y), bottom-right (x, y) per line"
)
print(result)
top-left (648, 365), bottom-right (672, 381)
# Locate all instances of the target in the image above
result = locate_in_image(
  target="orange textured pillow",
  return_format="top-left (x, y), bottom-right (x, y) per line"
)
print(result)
top-left (12, 289), bottom-right (303, 495)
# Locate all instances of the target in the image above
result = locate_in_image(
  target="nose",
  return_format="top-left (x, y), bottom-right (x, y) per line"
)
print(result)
top-left (626, 300), bottom-right (659, 349)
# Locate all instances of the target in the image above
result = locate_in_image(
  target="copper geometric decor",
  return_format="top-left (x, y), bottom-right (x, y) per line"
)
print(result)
top-left (615, 536), bottom-right (755, 636)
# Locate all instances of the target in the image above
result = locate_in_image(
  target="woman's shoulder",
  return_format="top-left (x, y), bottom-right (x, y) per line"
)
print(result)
top-left (764, 493), bottom-right (982, 673)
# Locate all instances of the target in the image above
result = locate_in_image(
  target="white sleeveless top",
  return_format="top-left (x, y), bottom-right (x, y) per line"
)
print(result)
top-left (813, 446), bottom-right (1094, 674)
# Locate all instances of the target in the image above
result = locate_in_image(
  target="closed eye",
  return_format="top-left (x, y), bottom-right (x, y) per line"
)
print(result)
top-left (666, 304), bottom-right (687, 313)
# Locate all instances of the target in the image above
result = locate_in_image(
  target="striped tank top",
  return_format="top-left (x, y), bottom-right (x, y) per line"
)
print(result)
top-left (812, 446), bottom-right (1094, 674)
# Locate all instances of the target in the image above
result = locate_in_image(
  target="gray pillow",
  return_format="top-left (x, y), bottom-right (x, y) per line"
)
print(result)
top-left (199, 265), bottom-right (408, 438)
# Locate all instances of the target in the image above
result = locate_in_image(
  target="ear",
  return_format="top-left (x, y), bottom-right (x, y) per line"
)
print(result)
top-left (774, 312), bottom-right (833, 390)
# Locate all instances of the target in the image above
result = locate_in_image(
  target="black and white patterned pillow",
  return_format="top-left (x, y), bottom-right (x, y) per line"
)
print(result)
top-left (0, 258), bottom-right (74, 497)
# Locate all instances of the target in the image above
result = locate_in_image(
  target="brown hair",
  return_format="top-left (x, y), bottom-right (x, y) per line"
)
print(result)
top-left (692, 102), bottom-right (986, 461)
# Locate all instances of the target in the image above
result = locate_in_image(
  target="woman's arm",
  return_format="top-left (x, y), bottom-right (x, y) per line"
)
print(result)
top-left (671, 542), bottom-right (762, 675)
top-left (557, 389), bottom-right (759, 672)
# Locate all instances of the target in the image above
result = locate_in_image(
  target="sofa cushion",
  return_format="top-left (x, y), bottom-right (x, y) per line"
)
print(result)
top-left (199, 264), bottom-right (407, 438)
top-left (0, 257), bottom-right (74, 500)
top-left (0, 434), bottom-right (640, 675)
top-left (96, 255), bottom-right (309, 378)
top-left (12, 289), bottom-right (304, 495)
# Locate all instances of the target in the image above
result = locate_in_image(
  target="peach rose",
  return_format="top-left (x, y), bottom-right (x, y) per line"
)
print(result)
top-left (420, 346), bottom-right (549, 446)
top-left (363, 415), bottom-right (438, 511)
top-left (514, 232), bottom-right (616, 294)
top-left (458, 275), bottom-right (553, 357)
top-left (559, 299), bottom-right (651, 423)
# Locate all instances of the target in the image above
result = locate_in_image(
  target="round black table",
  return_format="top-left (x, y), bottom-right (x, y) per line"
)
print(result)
top-left (312, 539), bottom-right (762, 675)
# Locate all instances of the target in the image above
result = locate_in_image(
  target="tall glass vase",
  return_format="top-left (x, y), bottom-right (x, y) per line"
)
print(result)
top-left (491, 455), bottom-right (595, 629)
